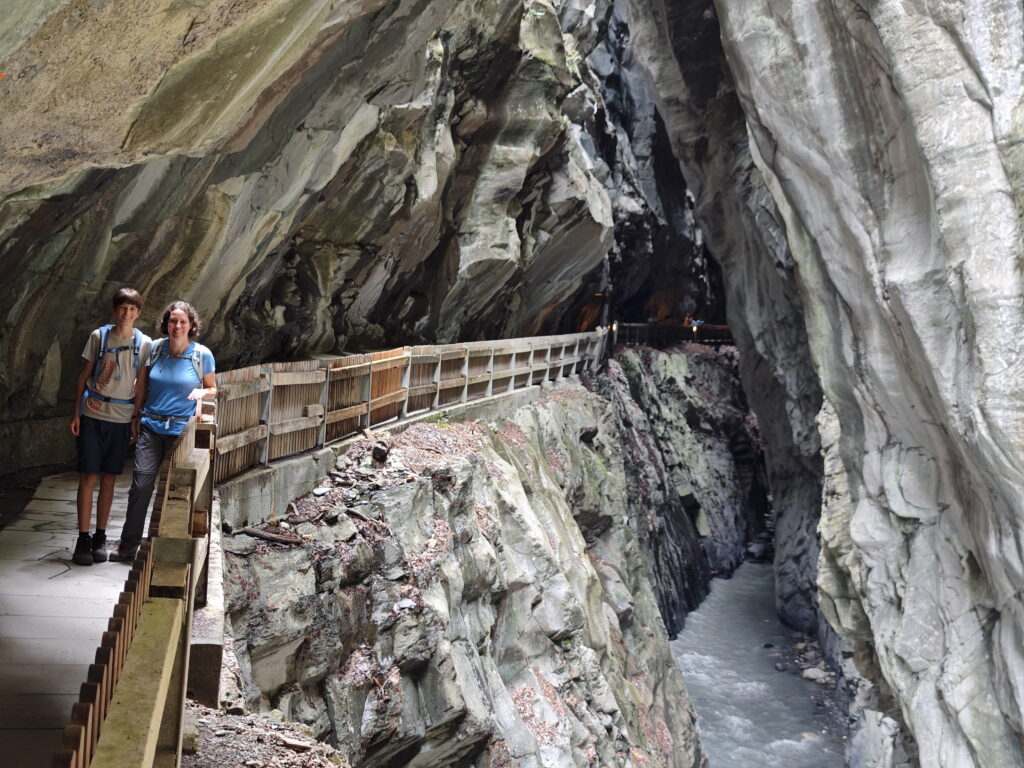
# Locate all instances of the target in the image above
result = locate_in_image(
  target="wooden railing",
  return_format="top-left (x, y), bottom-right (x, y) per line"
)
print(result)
top-left (613, 322), bottom-right (733, 346)
top-left (214, 330), bottom-right (609, 483)
top-left (52, 328), bottom-right (609, 767)
top-left (53, 419), bottom-right (214, 768)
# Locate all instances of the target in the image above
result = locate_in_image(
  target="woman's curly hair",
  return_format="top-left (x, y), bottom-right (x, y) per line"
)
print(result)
top-left (158, 301), bottom-right (201, 339)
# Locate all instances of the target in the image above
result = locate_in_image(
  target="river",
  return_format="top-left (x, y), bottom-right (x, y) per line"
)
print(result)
top-left (671, 563), bottom-right (845, 768)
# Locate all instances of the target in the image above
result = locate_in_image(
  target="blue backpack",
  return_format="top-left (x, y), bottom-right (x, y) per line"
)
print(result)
top-left (87, 325), bottom-right (144, 405)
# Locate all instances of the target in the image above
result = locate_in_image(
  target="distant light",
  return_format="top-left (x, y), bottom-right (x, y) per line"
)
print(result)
top-left (594, 292), bottom-right (604, 297)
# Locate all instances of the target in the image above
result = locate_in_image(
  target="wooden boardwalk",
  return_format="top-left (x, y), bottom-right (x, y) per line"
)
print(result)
top-left (0, 472), bottom-right (138, 768)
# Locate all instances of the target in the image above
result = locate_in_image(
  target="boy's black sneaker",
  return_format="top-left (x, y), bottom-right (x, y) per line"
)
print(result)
top-left (91, 533), bottom-right (108, 563)
top-left (72, 535), bottom-right (93, 566)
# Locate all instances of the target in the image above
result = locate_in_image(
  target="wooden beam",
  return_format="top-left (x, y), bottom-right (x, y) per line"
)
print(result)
top-left (269, 414), bottom-right (323, 435)
top-left (326, 402), bottom-right (370, 424)
top-left (370, 355), bottom-right (410, 372)
top-left (407, 383), bottom-right (437, 397)
top-left (273, 370), bottom-right (326, 386)
top-left (437, 377), bottom-right (467, 390)
top-left (369, 388), bottom-right (408, 409)
top-left (90, 599), bottom-right (184, 768)
top-left (217, 376), bottom-right (270, 401)
top-left (329, 362), bottom-right (371, 380)
top-left (150, 563), bottom-right (190, 599)
top-left (214, 423), bottom-right (268, 455)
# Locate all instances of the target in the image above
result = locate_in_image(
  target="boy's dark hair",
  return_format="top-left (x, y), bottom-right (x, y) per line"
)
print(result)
top-left (159, 301), bottom-right (201, 339)
top-left (112, 287), bottom-right (143, 310)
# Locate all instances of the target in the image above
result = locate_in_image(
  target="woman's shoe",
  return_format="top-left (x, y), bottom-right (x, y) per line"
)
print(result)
top-left (109, 543), bottom-right (138, 563)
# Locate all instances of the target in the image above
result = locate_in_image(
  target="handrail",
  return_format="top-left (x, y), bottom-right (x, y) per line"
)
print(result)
top-left (213, 329), bottom-right (610, 483)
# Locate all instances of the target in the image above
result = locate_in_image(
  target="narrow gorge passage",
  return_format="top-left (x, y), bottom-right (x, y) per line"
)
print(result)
top-left (673, 564), bottom-right (845, 768)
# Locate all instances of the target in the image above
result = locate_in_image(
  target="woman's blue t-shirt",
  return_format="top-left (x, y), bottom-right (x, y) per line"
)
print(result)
top-left (141, 341), bottom-right (216, 436)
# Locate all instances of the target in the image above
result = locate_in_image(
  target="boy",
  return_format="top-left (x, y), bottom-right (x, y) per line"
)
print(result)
top-left (68, 288), bottom-right (152, 565)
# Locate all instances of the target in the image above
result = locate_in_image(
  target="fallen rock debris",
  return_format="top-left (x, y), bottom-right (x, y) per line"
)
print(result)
top-left (182, 701), bottom-right (348, 768)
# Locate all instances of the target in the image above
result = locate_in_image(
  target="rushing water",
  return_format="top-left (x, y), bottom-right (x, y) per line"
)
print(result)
top-left (671, 563), bottom-right (845, 768)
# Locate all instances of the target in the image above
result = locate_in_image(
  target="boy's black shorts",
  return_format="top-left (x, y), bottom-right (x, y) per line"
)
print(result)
top-left (77, 415), bottom-right (131, 475)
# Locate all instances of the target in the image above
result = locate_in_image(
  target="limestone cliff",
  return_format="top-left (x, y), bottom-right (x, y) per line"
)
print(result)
top-left (220, 381), bottom-right (710, 767)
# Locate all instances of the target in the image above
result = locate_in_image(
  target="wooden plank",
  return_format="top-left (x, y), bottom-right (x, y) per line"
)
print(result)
top-left (217, 377), bottom-right (270, 401)
top-left (410, 354), bottom-right (439, 365)
top-left (440, 348), bottom-right (467, 361)
top-left (90, 599), bottom-right (184, 768)
top-left (467, 373), bottom-right (491, 386)
top-left (407, 383), bottom-right (437, 397)
top-left (268, 415), bottom-right (322, 435)
top-left (370, 355), bottom-right (410, 372)
top-left (272, 370), bottom-right (325, 386)
top-left (303, 404), bottom-right (324, 418)
top-left (370, 388), bottom-right (407, 410)
top-left (437, 377), bottom-right (467, 390)
top-left (156, 497), bottom-right (191, 540)
top-left (329, 362), bottom-right (371, 380)
top-left (214, 424), bottom-right (268, 455)
top-left (326, 403), bottom-right (369, 424)
top-left (467, 348), bottom-right (493, 358)
top-left (149, 563), bottom-right (189, 600)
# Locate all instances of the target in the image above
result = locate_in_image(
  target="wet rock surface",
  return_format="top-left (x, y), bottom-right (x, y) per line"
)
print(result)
top-left (219, 381), bottom-right (712, 767)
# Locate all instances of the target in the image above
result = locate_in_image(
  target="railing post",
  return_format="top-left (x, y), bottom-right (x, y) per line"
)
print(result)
top-left (432, 350), bottom-right (441, 410)
top-left (485, 345), bottom-right (494, 398)
top-left (361, 355), bottom-right (373, 430)
top-left (260, 364), bottom-right (273, 466)
top-left (400, 348), bottom-right (412, 418)
top-left (317, 360), bottom-right (329, 447)
top-left (459, 348), bottom-right (469, 403)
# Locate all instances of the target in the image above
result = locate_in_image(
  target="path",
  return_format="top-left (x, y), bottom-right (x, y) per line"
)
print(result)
top-left (0, 471), bottom-right (137, 768)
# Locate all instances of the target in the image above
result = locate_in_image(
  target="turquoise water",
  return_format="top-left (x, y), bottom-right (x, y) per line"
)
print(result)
top-left (671, 563), bottom-right (845, 768)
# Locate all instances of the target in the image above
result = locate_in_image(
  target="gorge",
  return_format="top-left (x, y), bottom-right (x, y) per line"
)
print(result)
top-left (3, 1), bottom-right (1023, 767)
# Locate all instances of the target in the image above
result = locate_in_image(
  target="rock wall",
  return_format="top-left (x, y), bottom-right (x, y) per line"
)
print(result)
top-left (221, 380), bottom-right (715, 767)
top-left (0, 0), bottom-right (713, 470)
top-left (709, 2), bottom-right (1024, 766)
top-left (601, 346), bottom-right (766, 579)
top-left (619, 0), bottom-right (825, 634)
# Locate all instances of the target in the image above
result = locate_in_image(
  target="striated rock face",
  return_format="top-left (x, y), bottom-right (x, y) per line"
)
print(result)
top-left (619, 0), bottom-right (825, 634)
top-left (0, 0), bottom-right (712, 469)
top-left (710, 2), bottom-right (1024, 766)
top-left (603, 346), bottom-right (766, 578)
top-left (222, 382), bottom-right (709, 767)
top-left (588, 356), bottom-right (711, 637)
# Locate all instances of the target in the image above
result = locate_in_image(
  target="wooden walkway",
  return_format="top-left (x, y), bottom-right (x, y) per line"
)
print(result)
top-left (0, 472), bottom-right (138, 768)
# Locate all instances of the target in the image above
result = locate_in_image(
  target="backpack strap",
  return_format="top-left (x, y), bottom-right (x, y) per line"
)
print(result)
top-left (94, 324), bottom-right (113, 383)
top-left (152, 339), bottom-right (206, 381)
top-left (131, 328), bottom-right (141, 372)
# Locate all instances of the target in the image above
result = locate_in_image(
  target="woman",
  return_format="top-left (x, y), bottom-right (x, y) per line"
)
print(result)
top-left (110, 301), bottom-right (217, 562)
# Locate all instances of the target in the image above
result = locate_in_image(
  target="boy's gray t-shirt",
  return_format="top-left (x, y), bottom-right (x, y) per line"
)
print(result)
top-left (79, 328), bottom-right (153, 424)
